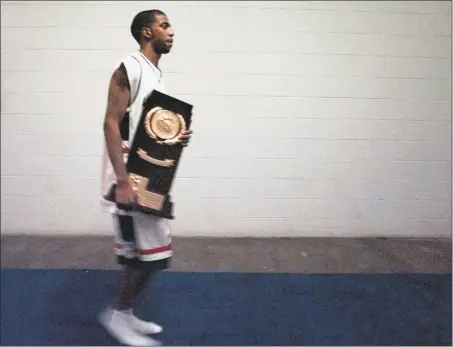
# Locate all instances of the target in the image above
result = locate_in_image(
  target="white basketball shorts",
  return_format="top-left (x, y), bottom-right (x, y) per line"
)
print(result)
top-left (112, 211), bottom-right (173, 270)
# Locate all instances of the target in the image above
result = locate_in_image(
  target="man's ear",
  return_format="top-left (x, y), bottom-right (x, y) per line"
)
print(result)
top-left (142, 27), bottom-right (153, 40)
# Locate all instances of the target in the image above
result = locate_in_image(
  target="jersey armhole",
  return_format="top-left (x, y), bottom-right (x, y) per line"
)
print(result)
top-left (118, 63), bottom-right (131, 100)
top-left (118, 55), bottom-right (142, 107)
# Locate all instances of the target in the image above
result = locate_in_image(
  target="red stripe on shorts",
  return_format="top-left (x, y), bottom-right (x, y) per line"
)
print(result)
top-left (115, 244), bottom-right (171, 255)
top-left (140, 245), bottom-right (172, 255)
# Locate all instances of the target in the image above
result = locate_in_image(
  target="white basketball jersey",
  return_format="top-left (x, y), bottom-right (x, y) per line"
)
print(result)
top-left (100, 51), bottom-right (168, 214)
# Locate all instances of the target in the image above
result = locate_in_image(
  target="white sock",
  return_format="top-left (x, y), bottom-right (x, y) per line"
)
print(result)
top-left (119, 308), bottom-right (133, 316)
top-left (112, 307), bottom-right (163, 334)
top-left (98, 307), bottom-right (161, 346)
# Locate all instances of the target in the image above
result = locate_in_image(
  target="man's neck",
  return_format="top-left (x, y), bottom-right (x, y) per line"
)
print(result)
top-left (139, 46), bottom-right (161, 68)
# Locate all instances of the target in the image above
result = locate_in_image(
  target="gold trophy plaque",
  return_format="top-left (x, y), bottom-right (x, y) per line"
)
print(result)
top-left (106, 89), bottom-right (193, 219)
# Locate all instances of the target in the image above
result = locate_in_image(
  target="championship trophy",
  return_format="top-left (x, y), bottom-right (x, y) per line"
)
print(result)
top-left (106, 89), bottom-right (193, 219)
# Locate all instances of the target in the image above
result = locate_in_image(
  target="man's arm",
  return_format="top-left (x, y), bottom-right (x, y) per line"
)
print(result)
top-left (103, 64), bottom-right (131, 184)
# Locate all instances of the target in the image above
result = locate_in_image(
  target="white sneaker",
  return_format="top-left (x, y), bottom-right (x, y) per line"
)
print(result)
top-left (129, 314), bottom-right (163, 335)
top-left (98, 307), bottom-right (161, 346)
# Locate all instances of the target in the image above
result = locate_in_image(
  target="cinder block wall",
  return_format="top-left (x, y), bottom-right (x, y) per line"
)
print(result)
top-left (1, 1), bottom-right (451, 236)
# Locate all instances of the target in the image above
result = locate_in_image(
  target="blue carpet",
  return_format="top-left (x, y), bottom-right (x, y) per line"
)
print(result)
top-left (1, 269), bottom-right (451, 346)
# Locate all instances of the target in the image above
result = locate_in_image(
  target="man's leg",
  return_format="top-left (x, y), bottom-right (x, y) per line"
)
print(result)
top-left (133, 272), bottom-right (155, 303)
top-left (115, 263), bottom-right (149, 311)
top-left (114, 213), bottom-right (170, 311)
top-left (99, 214), bottom-right (162, 346)
top-left (122, 260), bottom-right (168, 335)
top-left (133, 254), bottom-right (170, 298)
top-left (124, 213), bottom-right (172, 335)
top-left (114, 214), bottom-right (151, 310)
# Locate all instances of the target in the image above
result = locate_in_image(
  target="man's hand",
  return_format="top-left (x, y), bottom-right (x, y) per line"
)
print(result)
top-left (115, 178), bottom-right (137, 210)
top-left (179, 129), bottom-right (193, 147)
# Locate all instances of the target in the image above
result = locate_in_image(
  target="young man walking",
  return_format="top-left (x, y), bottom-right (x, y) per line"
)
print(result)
top-left (99, 9), bottom-right (192, 346)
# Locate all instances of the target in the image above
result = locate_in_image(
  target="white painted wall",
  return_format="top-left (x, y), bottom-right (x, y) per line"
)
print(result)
top-left (1, 1), bottom-right (451, 237)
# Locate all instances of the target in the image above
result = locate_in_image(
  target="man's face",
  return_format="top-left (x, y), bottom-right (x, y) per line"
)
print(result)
top-left (144, 14), bottom-right (174, 54)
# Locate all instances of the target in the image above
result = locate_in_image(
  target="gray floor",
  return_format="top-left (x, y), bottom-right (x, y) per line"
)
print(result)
top-left (1, 235), bottom-right (451, 273)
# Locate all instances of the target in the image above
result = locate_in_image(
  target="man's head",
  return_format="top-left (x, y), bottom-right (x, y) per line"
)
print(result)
top-left (130, 10), bottom-right (174, 54)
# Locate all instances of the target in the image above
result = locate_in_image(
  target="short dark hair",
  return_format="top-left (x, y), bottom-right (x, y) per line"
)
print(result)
top-left (130, 9), bottom-right (166, 43)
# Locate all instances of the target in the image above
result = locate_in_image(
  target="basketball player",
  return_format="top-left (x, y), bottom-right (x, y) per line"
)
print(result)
top-left (99, 10), bottom-right (192, 346)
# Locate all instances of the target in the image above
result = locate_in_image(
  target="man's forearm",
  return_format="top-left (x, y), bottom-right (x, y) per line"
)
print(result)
top-left (104, 119), bottom-right (129, 183)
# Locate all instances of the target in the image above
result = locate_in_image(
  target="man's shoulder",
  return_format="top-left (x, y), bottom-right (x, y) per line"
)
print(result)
top-left (114, 51), bottom-right (142, 69)
top-left (114, 52), bottom-right (143, 79)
